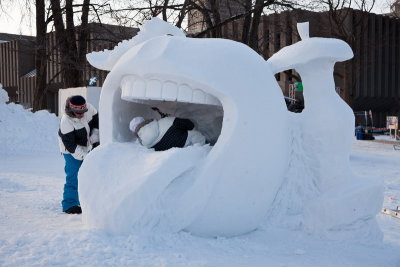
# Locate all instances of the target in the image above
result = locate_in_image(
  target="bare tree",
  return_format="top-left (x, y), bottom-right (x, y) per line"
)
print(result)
top-left (0, 0), bottom-right (47, 110)
top-left (30, 0), bottom-right (132, 110)
top-left (388, 0), bottom-right (400, 17)
top-left (100, 0), bottom-right (303, 54)
top-left (32, 0), bottom-right (48, 110)
top-left (49, 0), bottom-right (91, 88)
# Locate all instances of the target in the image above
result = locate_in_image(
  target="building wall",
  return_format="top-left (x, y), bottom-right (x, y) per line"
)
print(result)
top-left (46, 24), bottom-right (138, 88)
top-left (0, 40), bottom-right (19, 101)
top-left (0, 24), bottom-right (139, 113)
top-left (261, 9), bottom-right (400, 127)
top-left (46, 24), bottom-right (138, 114)
top-left (188, 0), bottom-right (246, 34)
top-left (0, 39), bottom-right (36, 105)
top-left (19, 76), bottom-right (36, 108)
top-left (336, 10), bottom-right (400, 127)
top-left (189, 5), bottom-right (400, 127)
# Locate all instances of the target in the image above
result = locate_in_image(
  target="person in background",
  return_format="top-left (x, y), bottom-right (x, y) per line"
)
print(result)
top-left (129, 116), bottom-right (206, 151)
top-left (58, 95), bottom-right (99, 214)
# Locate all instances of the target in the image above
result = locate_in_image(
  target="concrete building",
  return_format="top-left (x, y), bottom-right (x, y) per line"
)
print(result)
top-left (189, 2), bottom-right (400, 127)
top-left (261, 9), bottom-right (400, 127)
top-left (0, 33), bottom-right (36, 105)
top-left (188, 0), bottom-right (246, 34)
top-left (44, 23), bottom-right (138, 113)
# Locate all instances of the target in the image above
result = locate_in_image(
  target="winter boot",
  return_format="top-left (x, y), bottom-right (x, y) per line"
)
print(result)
top-left (64, 206), bottom-right (82, 214)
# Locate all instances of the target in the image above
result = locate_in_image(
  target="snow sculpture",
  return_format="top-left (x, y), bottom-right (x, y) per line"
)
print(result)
top-left (267, 22), bottom-right (383, 240)
top-left (80, 18), bottom-right (383, 240)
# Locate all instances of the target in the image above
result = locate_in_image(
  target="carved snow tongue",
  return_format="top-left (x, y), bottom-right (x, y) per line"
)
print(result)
top-left (120, 75), bottom-right (221, 106)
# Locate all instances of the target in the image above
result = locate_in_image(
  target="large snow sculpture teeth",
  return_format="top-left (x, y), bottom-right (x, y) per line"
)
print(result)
top-left (120, 76), bottom-right (221, 106)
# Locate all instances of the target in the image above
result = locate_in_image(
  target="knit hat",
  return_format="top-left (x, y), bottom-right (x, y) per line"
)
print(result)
top-left (129, 117), bottom-right (145, 133)
top-left (69, 95), bottom-right (88, 113)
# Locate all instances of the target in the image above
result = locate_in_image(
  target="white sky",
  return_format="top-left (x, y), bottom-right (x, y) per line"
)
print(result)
top-left (0, 1), bottom-right (393, 36)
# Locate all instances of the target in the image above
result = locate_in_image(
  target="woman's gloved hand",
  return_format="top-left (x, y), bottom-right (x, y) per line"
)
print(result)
top-left (90, 128), bottom-right (100, 144)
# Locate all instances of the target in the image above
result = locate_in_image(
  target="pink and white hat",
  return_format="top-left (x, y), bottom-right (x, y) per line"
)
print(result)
top-left (129, 117), bottom-right (145, 132)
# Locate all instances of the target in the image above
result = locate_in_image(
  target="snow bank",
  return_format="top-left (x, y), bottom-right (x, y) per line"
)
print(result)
top-left (0, 86), bottom-right (59, 155)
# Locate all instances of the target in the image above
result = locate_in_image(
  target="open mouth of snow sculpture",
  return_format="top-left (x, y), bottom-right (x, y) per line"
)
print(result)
top-left (118, 74), bottom-right (223, 145)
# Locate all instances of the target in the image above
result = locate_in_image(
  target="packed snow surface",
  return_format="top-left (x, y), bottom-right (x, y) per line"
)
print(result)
top-left (0, 89), bottom-right (399, 266)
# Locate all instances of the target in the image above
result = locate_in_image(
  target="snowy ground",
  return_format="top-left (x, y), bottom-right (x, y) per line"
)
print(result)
top-left (1, 137), bottom-right (400, 266)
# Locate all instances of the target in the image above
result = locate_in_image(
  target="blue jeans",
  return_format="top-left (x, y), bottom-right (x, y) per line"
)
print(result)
top-left (62, 154), bottom-right (83, 211)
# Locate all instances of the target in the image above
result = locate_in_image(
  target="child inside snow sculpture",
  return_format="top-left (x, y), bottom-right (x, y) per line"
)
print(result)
top-left (58, 95), bottom-right (99, 214)
top-left (129, 116), bottom-right (206, 151)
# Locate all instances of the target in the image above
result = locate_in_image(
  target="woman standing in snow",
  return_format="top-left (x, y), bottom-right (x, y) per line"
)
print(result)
top-left (58, 95), bottom-right (99, 214)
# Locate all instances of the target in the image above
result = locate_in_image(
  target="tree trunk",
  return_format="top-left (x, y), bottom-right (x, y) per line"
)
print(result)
top-left (176, 0), bottom-right (189, 28)
top-left (162, 0), bottom-right (170, 21)
top-left (209, 0), bottom-right (222, 37)
top-left (50, 0), bottom-right (91, 88)
top-left (77, 0), bottom-right (90, 86)
top-left (241, 0), bottom-right (252, 44)
top-left (248, 0), bottom-right (265, 52)
top-left (33, 0), bottom-right (48, 111)
top-left (50, 0), bottom-right (69, 88)
top-left (64, 0), bottom-right (80, 87)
